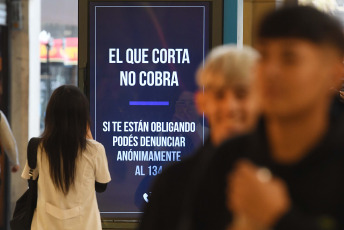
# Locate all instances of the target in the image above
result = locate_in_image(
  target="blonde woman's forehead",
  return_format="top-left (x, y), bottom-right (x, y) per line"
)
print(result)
top-left (200, 70), bottom-right (253, 88)
top-left (204, 82), bottom-right (251, 95)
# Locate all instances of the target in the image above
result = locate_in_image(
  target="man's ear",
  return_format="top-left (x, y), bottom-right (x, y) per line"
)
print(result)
top-left (331, 57), bottom-right (344, 90)
top-left (195, 91), bottom-right (206, 115)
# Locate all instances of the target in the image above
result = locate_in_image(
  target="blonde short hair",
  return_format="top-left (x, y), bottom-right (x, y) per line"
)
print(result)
top-left (196, 45), bottom-right (260, 89)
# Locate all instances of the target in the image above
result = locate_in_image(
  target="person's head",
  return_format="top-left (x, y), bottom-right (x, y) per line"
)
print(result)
top-left (42, 85), bottom-right (90, 195)
top-left (195, 45), bottom-right (260, 146)
top-left (256, 6), bottom-right (344, 120)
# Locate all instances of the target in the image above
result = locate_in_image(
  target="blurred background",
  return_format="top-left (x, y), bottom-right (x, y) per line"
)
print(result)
top-left (0, 0), bottom-right (342, 229)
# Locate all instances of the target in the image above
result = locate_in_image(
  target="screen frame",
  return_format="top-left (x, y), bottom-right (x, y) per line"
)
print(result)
top-left (78, 0), bottom-right (224, 227)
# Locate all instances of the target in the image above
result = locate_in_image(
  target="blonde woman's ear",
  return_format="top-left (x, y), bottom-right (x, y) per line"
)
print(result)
top-left (195, 91), bottom-right (206, 116)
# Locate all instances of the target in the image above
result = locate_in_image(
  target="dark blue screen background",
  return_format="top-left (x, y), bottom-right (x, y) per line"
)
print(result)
top-left (89, 1), bottom-right (210, 218)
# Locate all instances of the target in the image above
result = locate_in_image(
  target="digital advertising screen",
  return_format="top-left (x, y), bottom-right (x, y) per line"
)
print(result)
top-left (89, 1), bottom-right (211, 218)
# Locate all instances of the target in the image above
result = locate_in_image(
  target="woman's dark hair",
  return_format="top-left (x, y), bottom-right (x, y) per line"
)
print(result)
top-left (41, 85), bottom-right (90, 195)
top-left (258, 6), bottom-right (344, 55)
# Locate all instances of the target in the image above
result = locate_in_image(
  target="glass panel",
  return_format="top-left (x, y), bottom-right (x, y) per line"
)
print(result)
top-left (40, 0), bottom-right (78, 133)
top-left (299, 0), bottom-right (341, 15)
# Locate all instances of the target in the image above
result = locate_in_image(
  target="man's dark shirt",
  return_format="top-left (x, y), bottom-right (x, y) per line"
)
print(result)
top-left (138, 138), bottom-right (215, 230)
top-left (194, 99), bottom-right (344, 230)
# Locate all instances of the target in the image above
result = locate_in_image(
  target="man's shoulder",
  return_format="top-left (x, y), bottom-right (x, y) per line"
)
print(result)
top-left (220, 133), bottom-right (253, 149)
top-left (149, 146), bottom-right (208, 195)
top-left (214, 133), bottom-right (255, 162)
top-left (158, 153), bottom-right (199, 183)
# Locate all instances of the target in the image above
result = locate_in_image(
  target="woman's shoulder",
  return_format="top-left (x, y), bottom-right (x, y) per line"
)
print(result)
top-left (85, 139), bottom-right (105, 154)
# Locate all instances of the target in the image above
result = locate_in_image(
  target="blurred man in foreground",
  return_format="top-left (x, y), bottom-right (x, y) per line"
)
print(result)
top-left (193, 6), bottom-right (344, 230)
top-left (139, 45), bottom-right (260, 230)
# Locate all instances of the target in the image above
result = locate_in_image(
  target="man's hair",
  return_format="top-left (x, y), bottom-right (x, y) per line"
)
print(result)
top-left (196, 45), bottom-right (259, 90)
top-left (258, 6), bottom-right (344, 55)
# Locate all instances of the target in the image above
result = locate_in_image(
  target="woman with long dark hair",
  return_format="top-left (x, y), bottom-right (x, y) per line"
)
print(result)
top-left (21, 85), bottom-right (111, 230)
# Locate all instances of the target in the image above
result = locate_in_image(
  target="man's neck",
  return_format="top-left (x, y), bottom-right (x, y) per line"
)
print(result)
top-left (266, 103), bottom-right (330, 164)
